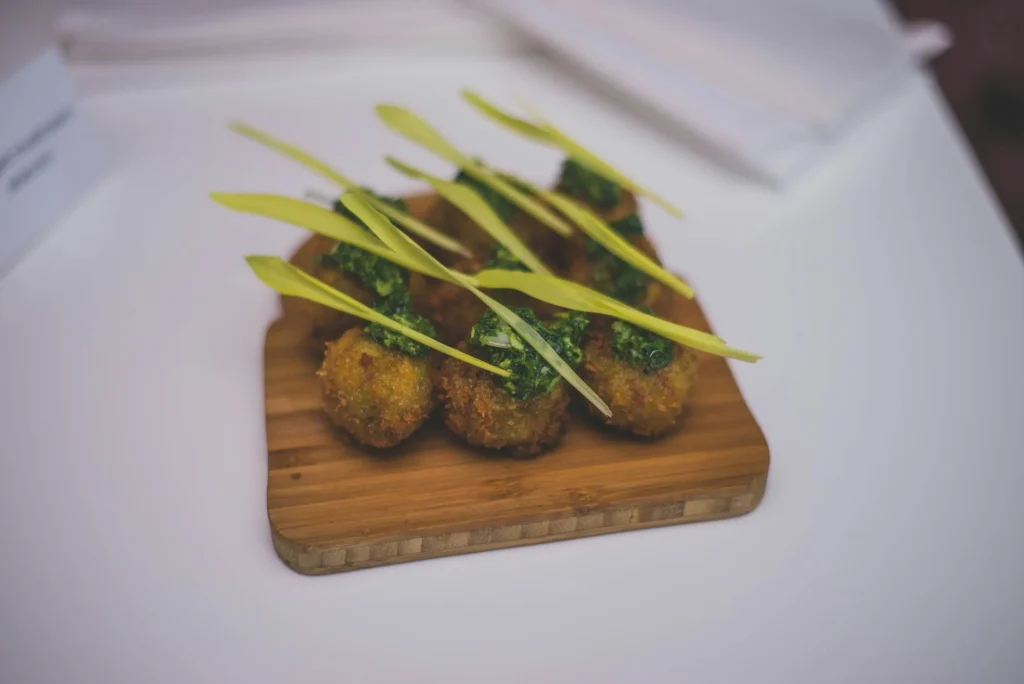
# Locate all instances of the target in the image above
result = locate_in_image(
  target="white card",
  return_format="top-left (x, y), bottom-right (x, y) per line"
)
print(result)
top-left (0, 47), bottom-right (111, 280)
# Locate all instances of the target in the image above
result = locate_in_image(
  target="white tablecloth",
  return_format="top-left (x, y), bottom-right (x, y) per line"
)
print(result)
top-left (1, 39), bottom-right (1023, 684)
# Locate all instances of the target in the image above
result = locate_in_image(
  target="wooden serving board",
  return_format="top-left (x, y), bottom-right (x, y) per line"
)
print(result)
top-left (264, 194), bottom-right (769, 575)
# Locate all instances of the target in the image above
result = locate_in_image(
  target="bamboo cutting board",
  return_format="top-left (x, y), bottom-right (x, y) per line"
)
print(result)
top-left (264, 194), bottom-right (769, 575)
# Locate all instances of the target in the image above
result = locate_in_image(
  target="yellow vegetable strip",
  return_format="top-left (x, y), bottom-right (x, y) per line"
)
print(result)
top-left (505, 175), bottom-right (695, 298)
top-left (210, 193), bottom-right (422, 272)
top-left (476, 288), bottom-right (611, 416)
top-left (374, 105), bottom-right (573, 237)
top-left (386, 158), bottom-right (552, 276)
top-left (246, 256), bottom-right (509, 377)
top-left (227, 120), bottom-right (470, 257)
top-left (461, 90), bottom-right (683, 218)
top-left (473, 270), bottom-right (759, 362)
top-left (461, 90), bottom-right (550, 142)
top-left (339, 194), bottom-right (613, 417)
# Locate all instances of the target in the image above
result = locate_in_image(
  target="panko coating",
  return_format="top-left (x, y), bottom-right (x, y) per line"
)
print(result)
top-left (436, 350), bottom-right (570, 457)
top-left (318, 328), bottom-right (435, 448)
top-left (581, 326), bottom-right (698, 437)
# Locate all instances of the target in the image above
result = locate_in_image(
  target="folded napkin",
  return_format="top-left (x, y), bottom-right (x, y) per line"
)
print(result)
top-left (465, 0), bottom-right (946, 185)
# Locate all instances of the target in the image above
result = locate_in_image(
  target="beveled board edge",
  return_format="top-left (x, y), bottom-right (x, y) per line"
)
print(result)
top-left (270, 476), bottom-right (767, 575)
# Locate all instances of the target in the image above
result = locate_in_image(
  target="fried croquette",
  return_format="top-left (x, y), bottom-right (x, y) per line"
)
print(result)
top-left (298, 258), bottom-right (374, 351)
top-left (437, 349), bottom-right (571, 457)
top-left (566, 233), bottom-right (671, 316)
top-left (318, 328), bottom-right (435, 448)
top-left (581, 327), bottom-right (697, 437)
top-left (416, 256), bottom-right (488, 345)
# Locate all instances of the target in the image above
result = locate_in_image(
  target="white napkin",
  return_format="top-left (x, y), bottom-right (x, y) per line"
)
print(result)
top-left (60, 0), bottom-right (509, 64)
top-left (465, 0), bottom-right (946, 185)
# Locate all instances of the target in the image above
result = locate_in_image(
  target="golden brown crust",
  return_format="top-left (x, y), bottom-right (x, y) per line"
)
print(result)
top-left (318, 328), bottom-right (436, 448)
top-left (437, 348), bottom-right (570, 457)
top-left (581, 329), bottom-right (697, 437)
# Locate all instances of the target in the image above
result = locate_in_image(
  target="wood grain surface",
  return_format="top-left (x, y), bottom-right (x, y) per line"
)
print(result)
top-left (264, 194), bottom-right (770, 575)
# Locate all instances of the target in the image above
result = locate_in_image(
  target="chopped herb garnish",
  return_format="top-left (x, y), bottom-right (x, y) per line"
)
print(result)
top-left (611, 318), bottom-right (674, 373)
top-left (582, 237), bottom-right (650, 305)
top-left (486, 244), bottom-right (529, 272)
top-left (332, 189), bottom-right (407, 223)
top-left (323, 242), bottom-right (407, 299)
top-left (469, 307), bottom-right (589, 400)
top-left (454, 167), bottom-right (517, 222)
top-left (559, 158), bottom-right (620, 208)
top-left (609, 213), bottom-right (644, 238)
top-left (365, 296), bottom-right (437, 357)
top-left (545, 310), bottom-right (589, 367)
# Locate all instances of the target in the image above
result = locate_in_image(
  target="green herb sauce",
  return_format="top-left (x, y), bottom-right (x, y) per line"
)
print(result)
top-left (582, 237), bottom-right (650, 305)
top-left (365, 296), bottom-right (437, 358)
top-left (485, 244), bottom-right (529, 272)
top-left (321, 242), bottom-right (407, 299)
top-left (609, 213), bottom-right (644, 238)
top-left (453, 168), bottom-right (517, 222)
top-left (611, 318), bottom-right (673, 373)
top-left (332, 189), bottom-right (407, 224)
top-left (559, 158), bottom-right (620, 208)
top-left (468, 307), bottom-right (589, 400)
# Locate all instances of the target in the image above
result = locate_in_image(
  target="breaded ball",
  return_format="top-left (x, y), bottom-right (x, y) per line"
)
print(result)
top-left (507, 211), bottom-right (558, 260)
top-left (592, 190), bottom-right (637, 224)
top-left (416, 255), bottom-right (560, 343)
top-left (442, 202), bottom-right (557, 261)
top-left (416, 257), bottom-right (488, 345)
top-left (318, 328), bottom-right (435, 448)
top-left (437, 350), bottom-right (570, 457)
top-left (297, 262), bottom-right (374, 351)
top-left (566, 233), bottom-right (671, 316)
top-left (581, 329), bottom-right (697, 437)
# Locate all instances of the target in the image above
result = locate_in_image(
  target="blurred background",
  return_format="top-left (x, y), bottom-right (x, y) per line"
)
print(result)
top-left (894, 0), bottom-right (1024, 248)
top-left (4, 0), bottom-right (1023, 267)
top-left (17, 0), bottom-right (1023, 247)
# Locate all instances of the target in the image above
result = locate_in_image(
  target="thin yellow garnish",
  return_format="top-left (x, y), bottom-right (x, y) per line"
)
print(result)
top-left (461, 90), bottom-right (550, 142)
top-left (339, 194), bottom-right (613, 417)
top-left (386, 158), bottom-right (552, 275)
top-left (374, 104), bottom-right (573, 237)
top-left (210, 193), bottom-right (422, 272)
top-left (473, 270), bottom-right (759, 363)
top-left (246, 256), bottom-right (508, 377)
top-left (461, 90), bottom-right (683, 218)
top-left (227, 120), bottom-right (470, 258)
top-left (504, 175), bottom-right (694, 299)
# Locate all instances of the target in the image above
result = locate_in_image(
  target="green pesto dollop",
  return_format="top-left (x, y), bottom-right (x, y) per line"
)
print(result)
top-left (468, 307), bottom-right (589, 400)
top-left (365, 295), bottom-right (437, 358)
top-left (559, 158), bottom-right (620, 208)
top-left (332, 189), bottom-right (407, 224)
top-left (609, 213), bottom-right (644, 238)
top-left (545, 310), bottom-right (589, 367)
top-left (453, 168), bottom-right (517, 222)
top-left (323, 242), bottom-right (407, 299)
top-left (582, 237), bottom-right (650, 305)
top-left (485, 244), bottom-right (529, 272)
top-left (611, 318), bottom-right (673, 373)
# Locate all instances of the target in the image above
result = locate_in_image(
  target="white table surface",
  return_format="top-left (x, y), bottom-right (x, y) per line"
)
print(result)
top-left (2, 38), bottom-right (1024, 684)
